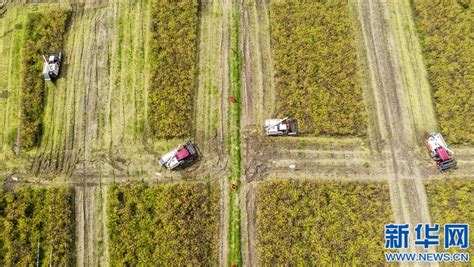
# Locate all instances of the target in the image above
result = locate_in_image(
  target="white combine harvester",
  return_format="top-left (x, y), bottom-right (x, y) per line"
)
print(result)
top-left (424, 132), bottom-right (457, 172)
top-left (42, 52), bottom-right (62, 81)
top-left (158, 141), bottom-right (198, 170)
top-left (264, 118), bottom-right (298, 136)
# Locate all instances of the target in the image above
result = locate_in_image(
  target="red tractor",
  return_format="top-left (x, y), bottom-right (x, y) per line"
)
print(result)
top-left (424, 132), bottom-right (457, 172)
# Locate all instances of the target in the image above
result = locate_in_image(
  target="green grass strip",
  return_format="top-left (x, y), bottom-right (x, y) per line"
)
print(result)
top-left (227, 0), bottom-right (243, 265)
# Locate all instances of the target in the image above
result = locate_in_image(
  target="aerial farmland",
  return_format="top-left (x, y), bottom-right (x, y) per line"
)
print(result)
top-left (0, 0), bottom-right (472, 266)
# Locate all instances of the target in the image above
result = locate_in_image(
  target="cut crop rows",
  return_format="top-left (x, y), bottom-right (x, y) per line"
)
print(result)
top-left (19, 9), bottom-right (70, 149)
top-left (1, 187), bottom-right (75, 266)
top-left (412, 1), bottom-right (474, 144)
top-left (148, 0), bottom-right (199, 139)
top-left (107, 183), bottom-right (220, 265)
top-left (270, 0), bottom-right (366, 136)
top-left (255, 180), bottom-right (392, 265)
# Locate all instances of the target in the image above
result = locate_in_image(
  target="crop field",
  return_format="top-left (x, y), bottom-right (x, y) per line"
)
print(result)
top-left (148, 0), bottom-right (199, 139)
top-left (0, 187), bottom-right (75, 266)
top-left (107, 183), bottom-right (220, 265)
top-left (1, 0), bottom-right (474, 266)
top-left (425, 179), bottom-right (474, 255)
top-left (239, 0), bottom-right (466, 264)
top-left (20, 9), bottom-right (70, 149)
top-left (0, 0), bottom-right (206, 180)
top-left (269, 0), bottom-right (366, 135)
top-left (254, 180), bottom-right (392, 265)
top-left (412, 1), bottom-right (474, 144)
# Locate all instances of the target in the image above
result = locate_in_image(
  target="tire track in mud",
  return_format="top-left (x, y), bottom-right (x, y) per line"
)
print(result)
top-left (240, 0), bottom-right (274, 264)
top-left (194, 0), bottom-right (231, 265)
top-left (63, 3), bottom-right (111, 266)
top-left (241, 0), bottom-right (274, 128)
top-left (386, 0), bottom-right (438, 141)
top-left (357, 0), bottom-right (435, 255)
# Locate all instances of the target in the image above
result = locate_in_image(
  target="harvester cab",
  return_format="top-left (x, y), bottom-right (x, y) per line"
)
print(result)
top-left (42, 52), bottom-right (62, 81)
top-left (158, 141), bottom-right (198, 170)
top-left (424, 132), bottom-right (457, 172)
top-left (264, 118), bottom-right (298, 136)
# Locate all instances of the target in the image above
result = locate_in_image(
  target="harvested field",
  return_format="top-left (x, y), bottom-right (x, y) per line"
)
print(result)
top-left (107, 183), bottom-right (220, 265)
top-left (1, 187), bottom-right (75, 266)
top-left (412, 1), bottom-right (474, 144)
top-left (269, 0), bottom-right (366, 135)
top-left (254, 180), bottom-right (392, 265)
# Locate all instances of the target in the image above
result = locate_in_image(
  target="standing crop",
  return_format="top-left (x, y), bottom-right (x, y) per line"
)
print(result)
top-left (412, 1), bottom-right (474, 144)
top-left (20, 10), bottom-right (70, 148)
top-left (107, 183), bottom-right (220, 265)
top-left (425, 179), bottom-right (474, 256)
top-left (148, 1), bottom-right (199, 138)
top-left (270, 0), bottom-right (366, 135)
top-left (2, 187), bottom-right (75, 266)
top-left (255, 180), bottom-right (392, 265)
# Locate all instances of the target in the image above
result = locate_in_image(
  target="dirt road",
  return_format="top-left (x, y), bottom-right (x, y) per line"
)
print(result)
top-left (194, 0), bottom-right (232, 264)
top-left (241, 0), bottom-right (274, 129)
top-left (356, 0), bottom-right (435, 254)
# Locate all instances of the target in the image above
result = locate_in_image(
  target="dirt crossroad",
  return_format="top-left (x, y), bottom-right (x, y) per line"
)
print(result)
top-left (2, 0), bottom-right (473, 266)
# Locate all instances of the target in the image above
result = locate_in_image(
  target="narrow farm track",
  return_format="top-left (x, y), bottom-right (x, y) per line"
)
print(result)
top-left (385, 0), bottom-right (438, 141)
top-left (240, 0), bottom-right (275, 264)
top-left (241, 0), bottom-right (275, 128)
top-left (357, 0), bottom-right (434, 255)
top-left (194, 0), bottom-right (231, 265)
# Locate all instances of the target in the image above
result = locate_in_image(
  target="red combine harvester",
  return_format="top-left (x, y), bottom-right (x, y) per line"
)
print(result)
top-left (158, 141), bottom-right (198, 170)
top-left (424, 132), bottom-right (457, 172)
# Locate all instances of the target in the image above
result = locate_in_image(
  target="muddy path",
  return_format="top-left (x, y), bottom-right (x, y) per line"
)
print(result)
top-left (356, 0), bottom-right (434, 254)
top-left (241, 0), bottom-right (275, 128)
top-left (243, 132), bottom-right (386, 182)
top-left (75, 185), bottom-right (99, 266)
top-left (194, 0), bottom-right (232, 265)
top-left (239, 0), bottom-right (275, 264)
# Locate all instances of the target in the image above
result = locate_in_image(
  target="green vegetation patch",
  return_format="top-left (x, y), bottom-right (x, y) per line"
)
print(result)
top-left (425, 179), bottom-right (474, 255)
top-left (412, 1), bottom-right (474, 144)
top-left (255, 180), bottom-right (392, 265)
top-left (1, 187), bottom-right (75, 266)
top-left (227, 0), bottom-right (243, 265)
top-left (20, 9), bottom-right (70, 149)
top-left (107, 183), bottom-right (220, 265)
top-left (148, 1), bottom-right (199, 138)
top-left (270, 0), bottom-right (366, 136)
